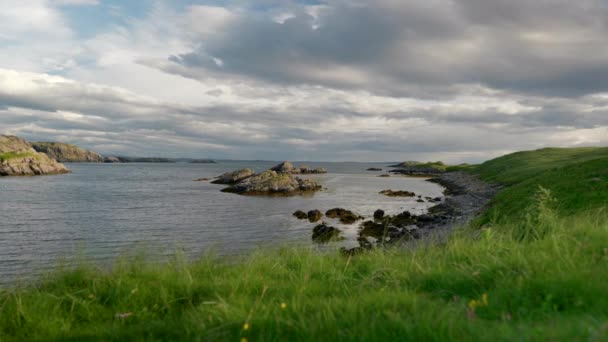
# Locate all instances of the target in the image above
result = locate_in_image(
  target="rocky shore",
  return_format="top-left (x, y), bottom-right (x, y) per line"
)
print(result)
top-left (0, 135), bottom-right (71, 176)
top-left (339, 171), bottom-right (500, 255)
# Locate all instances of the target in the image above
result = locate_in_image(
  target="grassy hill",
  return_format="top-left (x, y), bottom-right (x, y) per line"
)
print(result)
top-left (1, 148), bottom-right (607, 341)
top-left (471, 147), bottom-right (608, 225)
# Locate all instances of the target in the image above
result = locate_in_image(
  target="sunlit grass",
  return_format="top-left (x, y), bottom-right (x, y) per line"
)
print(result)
top-left (1, 147), bottom-right (608, 340)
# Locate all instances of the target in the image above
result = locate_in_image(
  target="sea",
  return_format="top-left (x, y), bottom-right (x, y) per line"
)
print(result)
top-left (0, 161), bottom-right (444, 284)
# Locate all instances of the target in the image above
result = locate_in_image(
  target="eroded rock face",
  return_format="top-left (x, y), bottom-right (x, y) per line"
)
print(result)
top-left (31, 142), bottom-right (103, 163)
top-left (221, 170), bottom-right (322, 195)
top-left (0, 135), bottom-right (71, 176)
top-left (211, 168), bottom-right (255, 184)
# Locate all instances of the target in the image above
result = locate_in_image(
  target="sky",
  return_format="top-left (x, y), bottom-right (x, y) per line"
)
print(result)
top-left (1, 0), bottom-right (608, 163)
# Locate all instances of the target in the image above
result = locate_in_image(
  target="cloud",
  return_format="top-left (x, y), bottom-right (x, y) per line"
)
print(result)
top-left (0, 1), bottom-right (607, 162)
top-left (52, 0), bottom-right (99, 6)
top-left (159, 0), bottom-right (608, 98)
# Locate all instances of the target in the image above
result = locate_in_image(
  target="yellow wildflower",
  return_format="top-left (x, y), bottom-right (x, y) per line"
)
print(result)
top-left (281, 303), bottom-right (287, 310)
top-left (482, 293), bottom-right (488, 306)
top-left (243, 323), bottom-right (250, 331)
top-left (241, 338), bottom-right (248, 342)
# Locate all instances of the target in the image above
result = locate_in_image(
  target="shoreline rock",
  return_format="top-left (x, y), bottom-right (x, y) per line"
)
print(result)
top-left (325, 208), bottom-right (364, 224)
top-left (379, 189), bottom-right (416, 197)
top-left (342, 171), bottom-right (500, 255)
top-left (211, 168), bottom-right (255, 185)
top-left (221, 170), bottom-right (322, 196)
top-left (270, 161), bottom-right (328, 174)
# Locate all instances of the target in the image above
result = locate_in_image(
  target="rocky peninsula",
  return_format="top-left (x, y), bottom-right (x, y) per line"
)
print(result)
top-left (31, 142), bottom-right (103, 163)
top-left (0, 135), bottom-right (71, 176)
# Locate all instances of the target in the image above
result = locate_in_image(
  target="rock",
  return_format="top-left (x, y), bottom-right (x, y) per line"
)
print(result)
top-left (211, 168), bottom-right (255, 184)
top-left (373, 209), bottom-right (385, 220)
top-left (104, 157), bottom-right (121, 163)
top-left (270, 162), bottom-right (327, 174)
top-left (293, 210), bottom-right (308, 220)
top-left (0, 135), bottom-right (71, 176)
top-left (378, 174), bottom-right (391, 177)
top-left (367, 167), bottom-right (383, 171)
top-left (417, 199), bottom-right (425, 203)
top-left (270, 161), bottom-right (295, 173)
top-left (359, 220), bottom-right (399, 239)
top-left (221, 170), bottom-right (322, 195)
top-left (312, 224), bottom-right (343, 243)
top-left (194, 178), bottom-right (210, 182)
top-left (307, 209), bottom-right (323, 222)
top-left (325, 208), bottom-right (364, 224)
top-left (379, 190), bottom-right (416, 197)
top-left (31, 142), bottom-right (103, 163)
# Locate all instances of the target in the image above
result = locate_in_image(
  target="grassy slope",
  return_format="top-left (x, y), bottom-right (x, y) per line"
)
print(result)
top-left (472, 147), bottom-right (608, 224)
top-left (1, 148), bottom-right (608, 341)
top-left (0, 152), bottom-right (36, 162)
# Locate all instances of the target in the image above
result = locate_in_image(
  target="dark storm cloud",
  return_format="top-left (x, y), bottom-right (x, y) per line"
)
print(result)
top-left (162, 0), bottom-right (608, 98)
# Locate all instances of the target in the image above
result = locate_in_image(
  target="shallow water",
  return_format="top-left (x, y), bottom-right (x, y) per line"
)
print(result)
top-left (0, 161), bottom-right (444, 284)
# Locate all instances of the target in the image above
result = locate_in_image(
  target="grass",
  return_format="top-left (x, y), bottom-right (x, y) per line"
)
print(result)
top-left (1, 147), bottom-right (608, 341)
top-left (0, 152), bottom-right (36, 162)
top-left (470, 147), bottom-right (608, 225)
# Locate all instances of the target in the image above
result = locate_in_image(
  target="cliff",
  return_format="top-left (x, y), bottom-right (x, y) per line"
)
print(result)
top-left (31, 142), bottom-right (103, 163)
top-left (0, 136), bottom-right (71, 176)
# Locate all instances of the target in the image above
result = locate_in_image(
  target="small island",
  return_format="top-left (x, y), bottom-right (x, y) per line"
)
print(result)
top-left (210, 161), bottom-right (325, 196)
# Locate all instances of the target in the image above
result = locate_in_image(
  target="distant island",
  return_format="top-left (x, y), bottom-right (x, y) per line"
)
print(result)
top-left (189, 159), bottom-right (217, 164)
top-left (103, 156), bottom-right (176, 163)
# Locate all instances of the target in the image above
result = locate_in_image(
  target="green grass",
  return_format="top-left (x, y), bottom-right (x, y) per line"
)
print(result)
top-left (0, 152), bottom-right (35, 162)
top-left (1, 147), bottom-right (607, 341)
top-left (470, 147), bottom-right (608, 225)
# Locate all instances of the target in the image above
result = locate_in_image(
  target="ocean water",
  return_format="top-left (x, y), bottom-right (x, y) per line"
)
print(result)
top-left (0, 161), bottom-right (444, 284)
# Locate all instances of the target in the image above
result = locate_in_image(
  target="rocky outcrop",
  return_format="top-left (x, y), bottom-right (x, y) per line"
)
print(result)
top-left (367, 168), bottom-right (383, 171)
top-left (307, 209), bottom-right (323, 222)
top-left (221, 170), bottom-right (322, 195)
top-left (211, 168), bottom-right (255, 185)
top-left (312, 224), bottom-right (343, 243)
top-left (379, 189), bottom-right (416, 197)
top-left (31, 142), bottom-right (103, 163)
top-left (270, 161), bottom-right (328, 174)
top-left (325, 208), bottom-right (364, 224)
top-left (0, 135), bottom-right (70, 176)
top-left (271, 161), bottom-right (296, 173)
top-left (104, 157), bottom-right (121, 163)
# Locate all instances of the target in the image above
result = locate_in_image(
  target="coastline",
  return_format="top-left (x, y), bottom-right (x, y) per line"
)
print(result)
top-left (421, 171), bottom-right (500, 239)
